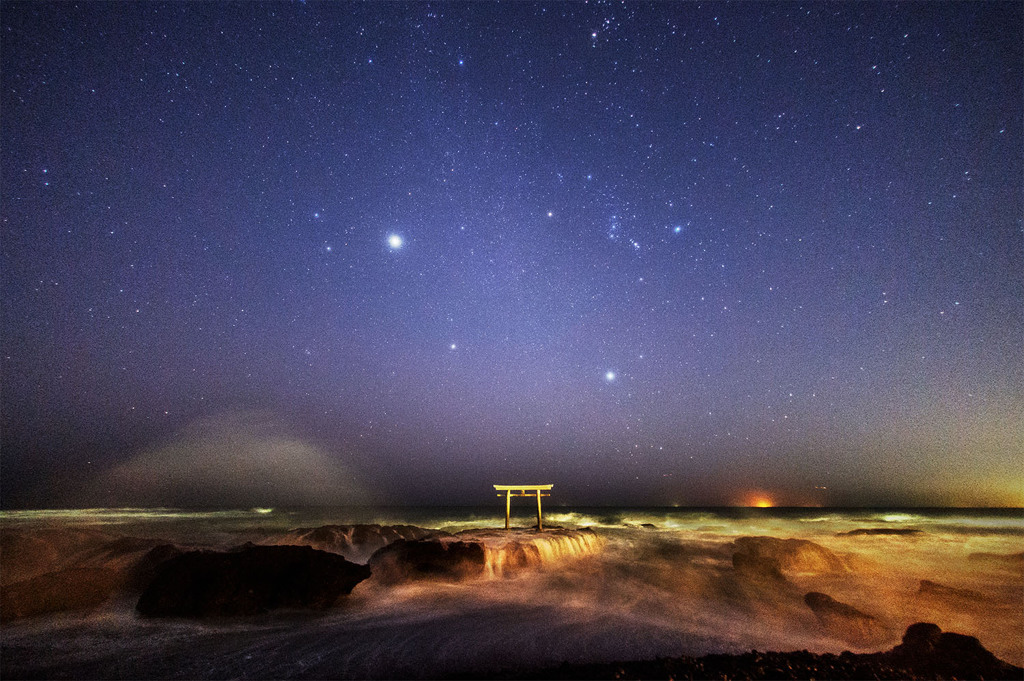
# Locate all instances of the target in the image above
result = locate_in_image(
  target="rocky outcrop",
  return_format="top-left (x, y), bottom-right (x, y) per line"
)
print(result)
top-left (733, 536), bottom-right (848, 574)
top-left (368, 539), bottom-right (487, 583)
top-left (136, 545), bottom-right (370, 618)
top-left (804, 591), bottom-right (888, 645)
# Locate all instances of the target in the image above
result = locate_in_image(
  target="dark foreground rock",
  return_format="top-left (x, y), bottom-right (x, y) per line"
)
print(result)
top-left (368, 539), bottom-right (486, 583)
top-left (136, 545), bottom-right (370, 618)
top-left (480, 623), bottom-right (1023, 680)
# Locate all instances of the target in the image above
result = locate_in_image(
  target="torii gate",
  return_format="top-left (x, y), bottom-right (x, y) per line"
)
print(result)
top-left (493, 484), bottom-right (552, 530)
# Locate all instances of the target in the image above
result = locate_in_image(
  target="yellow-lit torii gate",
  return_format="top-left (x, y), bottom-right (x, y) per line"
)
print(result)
top-left (493, 484), bottom-right (553, 530)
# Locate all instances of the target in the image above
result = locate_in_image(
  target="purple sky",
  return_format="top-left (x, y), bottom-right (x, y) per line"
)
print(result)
top-left (2, 2), bottom-right (1021, 508)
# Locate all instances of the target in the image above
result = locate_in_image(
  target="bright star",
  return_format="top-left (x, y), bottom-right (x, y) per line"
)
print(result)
top-left (450, 343), bottom-right (457, 350)
top-left (388, 234), bottom-right (403, 249)
top-left (605, 371), bottom-right (616, 382)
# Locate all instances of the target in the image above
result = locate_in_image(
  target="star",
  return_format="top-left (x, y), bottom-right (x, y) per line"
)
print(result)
top-left (605, 370), bottom-right (616, 382)
top-left (388, 234), bottom-right (403, 249)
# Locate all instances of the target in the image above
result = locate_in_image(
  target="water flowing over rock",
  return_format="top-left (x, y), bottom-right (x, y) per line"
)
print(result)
top-left (734, 536), bottom-right (849, 574)
top-left (368, 529), bottom-right (603, 583)
top-left (136, 545), bottom-right (370, 618)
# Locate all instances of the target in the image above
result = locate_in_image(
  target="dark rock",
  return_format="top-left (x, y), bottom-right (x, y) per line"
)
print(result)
top-left (368, 539), bottom-right (487, 583)
top-left (888, 623), bottom-right (1016, 679)
top-left (898, 622), bottom-right (943, 652)
top-left (837, 528), bottom-right (923, 536)
top-left (136, 545), bottom-right (370, 618)
top-left (734, 536), bottom-right (848, 574)
top-left (804, 591), bottom-right (888, 645)
top-left (917, 578), bottom-right (985, 601)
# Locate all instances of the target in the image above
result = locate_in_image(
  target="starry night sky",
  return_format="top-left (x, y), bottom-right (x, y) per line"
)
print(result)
top-left (2, 2), bottom-right (1022, 508)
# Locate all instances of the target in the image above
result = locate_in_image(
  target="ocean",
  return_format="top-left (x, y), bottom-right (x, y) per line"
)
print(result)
top-left (1, 506), bottom-right (1021, 678)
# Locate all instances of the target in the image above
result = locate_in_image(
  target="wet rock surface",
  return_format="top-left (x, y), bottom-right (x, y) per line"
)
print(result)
top-left (493, 623), bottom-right (1023, 680)
top-left (136, 545), bottom-right (370, 618)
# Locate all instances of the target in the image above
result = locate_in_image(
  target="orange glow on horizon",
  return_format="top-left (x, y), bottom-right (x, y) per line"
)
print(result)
top-left (737, 491), bottom-right (775, 507)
